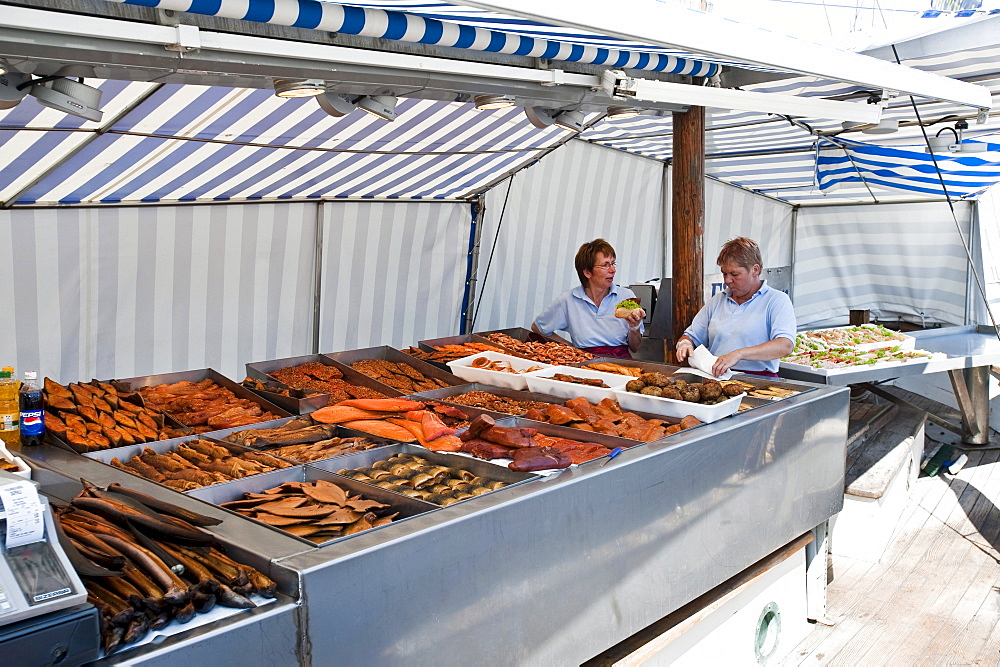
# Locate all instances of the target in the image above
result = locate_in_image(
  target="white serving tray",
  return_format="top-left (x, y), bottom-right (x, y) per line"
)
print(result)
top-left (798, 325), bottom-right (915, 352)
top-left (613, 388), bottom-right (743, 423)
top-left (447, 351), bottom-right (551, 391)
top-left (779, 351), bottom-right (945, 377)
top-left (0, 442), bottom-right (30, 479)
top-left (523, 366), bottom-right (629, 402)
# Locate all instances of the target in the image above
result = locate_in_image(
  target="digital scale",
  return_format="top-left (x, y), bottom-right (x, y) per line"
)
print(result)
top-left (0, 469), bottom-right (100, 664)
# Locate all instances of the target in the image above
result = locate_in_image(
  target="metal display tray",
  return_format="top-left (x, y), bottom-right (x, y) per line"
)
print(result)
top-left (471, 327), bottom-right (568, 346)
top-left (240, 377), bottom-right (330, 415)
top-left (492, 416), bottom-right (646, 455)
top-left (310, 443), bottom-right (539, 499)
top-left (82, 432), bottom-right (300, 491)
top-left (246, 353), bottom-right (405, 406)
top-left (408, 383), bottom-right (683, 433)
top-left (215, 416), bottom-right (404, 464)
top-left (408, 383), bottom-right (565, 413)
top-left (185, 465), bottom-right (439, 548)
top-left (322, 346), bottom-right (467, 391)
top-left (113, 368), bottom-right (291, 424)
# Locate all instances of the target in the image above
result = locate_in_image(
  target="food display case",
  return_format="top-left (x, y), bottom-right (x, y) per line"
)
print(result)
top-left (21, 361), bottom-right (848, 664)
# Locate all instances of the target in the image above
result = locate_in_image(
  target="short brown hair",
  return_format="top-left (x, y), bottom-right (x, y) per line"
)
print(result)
top-left (717, 237), bottom-right (762, 270)
top-left (575, 239), bottom-right (616, 286)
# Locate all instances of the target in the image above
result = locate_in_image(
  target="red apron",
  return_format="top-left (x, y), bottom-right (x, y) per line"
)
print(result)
top-left (582, 345), bottom-right (632, 359)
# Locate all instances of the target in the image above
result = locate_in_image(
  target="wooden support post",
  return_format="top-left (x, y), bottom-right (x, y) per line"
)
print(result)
top-left (669, 106), bottom-right (705, 363)
top-left (849, 309), bottom-right (870, 326)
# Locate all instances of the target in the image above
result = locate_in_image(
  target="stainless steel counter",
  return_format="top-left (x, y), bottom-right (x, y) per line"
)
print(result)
top-left (23, 380), bottom-right (848, 665)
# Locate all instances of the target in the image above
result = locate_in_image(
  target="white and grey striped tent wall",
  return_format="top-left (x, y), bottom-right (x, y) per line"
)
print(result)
top-left (701, 177), bottom-right (794, 301)
top-left (973, 188), bottom-right (1000, 326)
top-left (792, 201), bottom-right (973, 328)
top-left (0, 203), bottom-right (317, 383)
top-left (318, 201), bottom-right (472, 352)
top-left (473, 140), bottom-right (664, 333)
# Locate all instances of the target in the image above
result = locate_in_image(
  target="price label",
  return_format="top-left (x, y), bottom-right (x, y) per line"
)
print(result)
top-left (0, 481), bottom-right (44, 548)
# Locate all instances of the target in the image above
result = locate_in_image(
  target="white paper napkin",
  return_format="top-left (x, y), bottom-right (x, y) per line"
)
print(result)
top-left (678, 345), bottom-right (734, 381)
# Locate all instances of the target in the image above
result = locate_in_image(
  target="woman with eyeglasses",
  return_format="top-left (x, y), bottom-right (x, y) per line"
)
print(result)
top-left (675, 237), bottom-right (795, 378)
top-left (531, 238), bottom-right (645, 359)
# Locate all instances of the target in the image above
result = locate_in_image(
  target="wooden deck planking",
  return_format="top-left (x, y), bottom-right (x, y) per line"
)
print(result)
top-left (861, 458), bottom-right (997, 665)
top-left (781, 435), bottom-right (1000, 666)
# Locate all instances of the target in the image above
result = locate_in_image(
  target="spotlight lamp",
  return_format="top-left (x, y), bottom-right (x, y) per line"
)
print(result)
top-left (524, 106), bottom-right (556, 129)
top-left (0, 59), bottom-right (8, 77)
top-left (552, 110), bottom-right (585, 133)
top-left (357, 95), bottom-right (397, 122)
top-left (861, 118), bottom-right (898, 135)
top-left (524, 107), bottom-right (584, 132)
top-left (606, 105), bottom-right (640, 120)
top-left (273, 79), bottom-right (326, 98)
top-left (0, 71), bottom-right (30, 111)
top-left (474, 94), bottom-right (515, 111)
top-left (317, 92), bottom-right (359, 117)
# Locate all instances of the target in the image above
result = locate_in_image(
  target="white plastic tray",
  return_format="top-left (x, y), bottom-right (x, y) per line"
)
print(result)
top-left (0, 442), bottom-right (30, 479)
top-left (613, 388), bottom-right (743, 423)
top-left (523, 366), bottom-right (629, 402)
top-left (798, 325), bottom-right (915, 352)
top-left (447, 351), bottom-right (551, 390)
top-left (779, 351), bottom-right (945, 377)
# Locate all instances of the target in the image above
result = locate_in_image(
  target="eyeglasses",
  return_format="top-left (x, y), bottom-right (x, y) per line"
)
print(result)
top-left (594, 261), bottom-right (617, 270)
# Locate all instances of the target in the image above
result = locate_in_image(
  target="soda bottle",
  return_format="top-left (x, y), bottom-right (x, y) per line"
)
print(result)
top-left (19, 371), bottom-right (45, 446)
top-left (0, 370), bottom-right (18, 447)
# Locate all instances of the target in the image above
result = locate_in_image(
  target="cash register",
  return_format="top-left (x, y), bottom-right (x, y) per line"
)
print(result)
top-left (0, 469), bottom-right (99, 665)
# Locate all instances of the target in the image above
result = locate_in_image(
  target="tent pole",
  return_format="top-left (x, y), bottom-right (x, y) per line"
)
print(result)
top-left (670, 105), bottom-right (705, 362)
top-left (312, 200), bottom-right (325, 354)
top-left (790, 205), bottom-right (799, 311)
top-left (461, 197), bottom-right (484, 334)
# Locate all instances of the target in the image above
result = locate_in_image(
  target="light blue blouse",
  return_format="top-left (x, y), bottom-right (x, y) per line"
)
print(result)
top-left (534, 285), bottom-right (643, 348)
top-left (682, 281), bottom-right (796, 373)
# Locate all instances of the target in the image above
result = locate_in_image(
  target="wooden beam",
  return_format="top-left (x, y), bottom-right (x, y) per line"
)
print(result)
top-left (669, 106), bottom-right (705, 362)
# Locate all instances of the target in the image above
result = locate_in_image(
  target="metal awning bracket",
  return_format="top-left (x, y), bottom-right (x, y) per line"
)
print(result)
top-left (165, 24), bottom-right (201, 53)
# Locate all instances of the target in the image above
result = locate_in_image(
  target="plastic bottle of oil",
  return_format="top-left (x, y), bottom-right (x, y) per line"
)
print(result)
top-left (0, 370), bottom-right (19, 447)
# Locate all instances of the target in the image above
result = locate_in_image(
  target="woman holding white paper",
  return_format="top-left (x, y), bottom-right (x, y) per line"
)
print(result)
top-left (674, 237), bottom-right (796, 378)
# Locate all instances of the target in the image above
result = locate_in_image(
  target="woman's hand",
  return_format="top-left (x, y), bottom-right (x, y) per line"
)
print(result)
top-left (625, 308), bottom-right (646, 330)
top-left (712, 350), bottom-right (744, 377)
top-left (675, 338), bottom-right (694, 362)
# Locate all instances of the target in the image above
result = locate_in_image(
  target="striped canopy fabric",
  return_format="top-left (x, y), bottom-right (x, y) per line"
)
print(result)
top-left (815, 138), bottom-right (1000, 199)
top-left (580, 33), bottom-right (1000, 205)
top-left (0, 84), bottom-right (575, 204)
top-left (104, 0), bottom-right (718, 76)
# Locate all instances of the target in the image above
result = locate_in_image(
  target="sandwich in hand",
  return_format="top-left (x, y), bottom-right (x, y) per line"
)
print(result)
top-left (615, 299), bottom-right (642, 319)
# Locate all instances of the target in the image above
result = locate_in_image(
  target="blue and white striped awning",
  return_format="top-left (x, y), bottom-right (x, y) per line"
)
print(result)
top-left (0, 83), bottom-right (576, 203)
top-left (103, 0), bottom-right (719, 76)
top-left (578, 35), bottom-right (1000, 205)
top-left (815, 137), bottom-right (1000, 199)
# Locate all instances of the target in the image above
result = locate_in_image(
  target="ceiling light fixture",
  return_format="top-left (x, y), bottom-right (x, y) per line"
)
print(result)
top-left (924, 120), bottom-right (989, 154)
top-left (606, 105), bottom-right (640, 120)
top-left (273, 78), bottom-right (326, 98)
top-left (603, 70), bottom-right (883, 124)
top-left (524, 106), bottom-right (556, 129)
top-left (553, 109), bottom-right (585, 132)
top-left (861, 118), bottom-right (898, 134)
top-left (0, 59), bottom-right (8, 77)
top-left (474, 94), bottom-right (515, 111)
top-left (28, 76), bottom-right (104, 122)
top-left (0, 71), bottom-right (29, 110)
top-left (357, 95), bottom-right (397, 121)
top-left (316, 92), bottom-right (358, 117)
